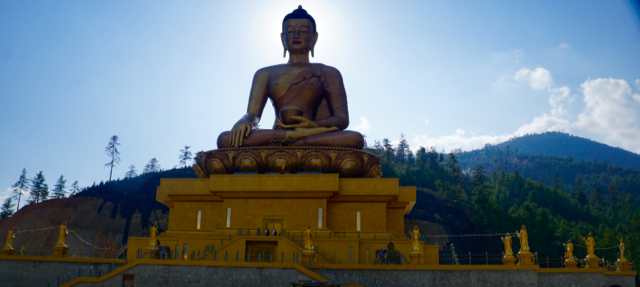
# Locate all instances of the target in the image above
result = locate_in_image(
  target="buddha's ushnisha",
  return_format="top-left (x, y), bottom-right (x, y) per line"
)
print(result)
top-left (218, 6), bottom-right (364, 149)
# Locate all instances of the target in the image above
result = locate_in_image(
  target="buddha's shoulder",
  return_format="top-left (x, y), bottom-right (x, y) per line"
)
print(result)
top-left (255, 63), bottom-right (341, 75)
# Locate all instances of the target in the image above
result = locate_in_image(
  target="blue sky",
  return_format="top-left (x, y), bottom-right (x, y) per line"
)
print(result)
top-left (1, 0), bottom-right (639, 202)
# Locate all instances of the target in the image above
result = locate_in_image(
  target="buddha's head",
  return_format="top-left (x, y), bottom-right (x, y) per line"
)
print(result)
top-left (281, 5), bottom-right (318, 57)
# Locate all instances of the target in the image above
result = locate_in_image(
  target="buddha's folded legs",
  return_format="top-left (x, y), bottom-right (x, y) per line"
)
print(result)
top-left (217, 130), bottom-right (364, 149)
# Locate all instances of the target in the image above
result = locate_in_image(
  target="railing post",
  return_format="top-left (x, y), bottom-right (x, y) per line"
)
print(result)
top-left (486, 252), bottom-right (488, 265)
top-left (469, 252), bottom-right (471, 265)
top-left (547, 256), bottom-right (549, 268)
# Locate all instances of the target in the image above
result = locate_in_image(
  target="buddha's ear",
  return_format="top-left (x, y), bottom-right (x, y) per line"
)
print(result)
top-left (281, 33), bottom-right (287, 58)
top-left (311, 32), bottom-right (318, 57)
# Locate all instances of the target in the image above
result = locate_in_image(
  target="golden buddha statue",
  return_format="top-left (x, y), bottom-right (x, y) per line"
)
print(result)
top-left (583, 232), bottom-right (595, 256)
top-left (303, 226), bottom-right (314, 249)
top-left (57, 222), bottom-right (68, 246)
top-left (563, 240), bottom-right (574, 259)
top-left (217, 6), bottom-right (364, 150)
top-left (410, 226), bottom-right (421, 251)
top-left (502, 233), bottom-right (513, 256)
top-left (149, 223), bottom-right (158, 249)
top-left (516, 225), bottom-right (529, 251)
top-left (4, 227), bottom-right (14, 249)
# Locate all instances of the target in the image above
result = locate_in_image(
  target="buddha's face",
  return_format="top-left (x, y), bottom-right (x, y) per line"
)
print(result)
top-left (281, 18), bottom-right (318, 55)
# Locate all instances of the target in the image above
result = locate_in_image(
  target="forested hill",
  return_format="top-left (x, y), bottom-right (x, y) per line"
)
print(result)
top-left (493, 132), bottom-right (640, 170)
top-left (456, 143), bottom-right (640, 199)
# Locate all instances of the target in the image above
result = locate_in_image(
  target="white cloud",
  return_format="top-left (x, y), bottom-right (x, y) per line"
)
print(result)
top-left (548, 86), bottom-right (574, 116)
top-left (353, 116), bottom-right (371, 133)
top-left (412, 130), bottom-right (512, 153)
top-left (0, 187), bottom-right (12, 206)
top-left (515, 67), bottom-right (552, 90)
top-left (574, 78), bottom-right (640, 153)
top-left (425, 119), bottom-right (430, 125)
top-left (559, 43), bottom-right (569, 49)
top-left (514, 114), bottom-right (571, 135)
top-left (408, 66), bottom-right (639, 154)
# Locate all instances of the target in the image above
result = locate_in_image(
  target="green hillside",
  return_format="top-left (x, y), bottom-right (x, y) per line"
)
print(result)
top-left (494, 132), bottom-right (640, 170)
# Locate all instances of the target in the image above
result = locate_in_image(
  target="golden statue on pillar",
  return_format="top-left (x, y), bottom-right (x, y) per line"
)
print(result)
top-left (582, 232), bottom-right (600, 269)
top-left (1, 227), bottom-right (16, 256)
top-left (149, 223), bottom-right (158, 248)
top-left (516, 225), bottom-right (534, 265)
top-left (410, 226), bottom-right (421, 251)
top-left (193, 6), bottom-right (382, 178)
top-left (501, 232), bottom-right (516, 265)
top-left (563, 240), bottom-right (578, 268)
top-left (301, 226), bottom-right (316, 266)
top-left (615, 238), bottom-right (631, 272)
top-left (52, 221), bottom-right (69, 257)
top-left (303, 226), bottom-right (314, 249)
top-left (409, 226), bottom-right (422, 265)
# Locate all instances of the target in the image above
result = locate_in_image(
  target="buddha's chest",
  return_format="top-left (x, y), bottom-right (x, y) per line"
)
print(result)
top-left (268, 70), bottom-right (325, 104)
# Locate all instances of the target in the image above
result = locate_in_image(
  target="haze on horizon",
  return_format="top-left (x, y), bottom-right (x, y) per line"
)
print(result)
top-left (1, 0), bottom-right (639, 201)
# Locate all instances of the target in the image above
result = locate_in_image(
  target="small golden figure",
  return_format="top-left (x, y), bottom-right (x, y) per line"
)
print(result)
top-left (563, 239), bottom-right (578, 268)
top-left (52, 222), bottom-right (69, 257)
top-left (582, 232), bottom-right (600, 269)
top-left (582, 232), bottom-right (595, 256)
top-left (563, 240), bottom-right (574, 259)
top-left (1, 228), bottom-right (16, 256)
top-left (410, 226), bottom-right (421, 251)
top-left (516, 225), bottom-right (529, 251)
top-left (4, 227), bottom-right (15, 249)
top-left (149, 223), bottom-right (158, 248)
top-left (303, 226), bottom-right (314, 249)
top-left (57, 221), bottom-right (68, 246)
top-left (501, 233), bottom-right (513, 256)
top-left (615, 238), bottom-right (631, 271)
top-left (619, 238), bottom-right (625, 259)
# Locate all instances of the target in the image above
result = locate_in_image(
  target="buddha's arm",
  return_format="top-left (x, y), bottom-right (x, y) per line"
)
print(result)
top-left (316, 66), bottom-right (349, 130)
top-left (229, 68), bottom-right (269, 147)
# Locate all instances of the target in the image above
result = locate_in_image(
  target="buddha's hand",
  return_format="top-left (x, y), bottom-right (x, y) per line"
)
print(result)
top-left (230, 118), bottom-right (253, 147)
top-left (276, 116), bottom-right (318, 129)
top-left (285, 126), bottom-right (338, 140)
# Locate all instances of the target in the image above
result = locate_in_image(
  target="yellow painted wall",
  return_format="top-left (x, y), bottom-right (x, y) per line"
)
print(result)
top-left (326, 202), bottom-right (387, 232)
top-left (169, 201), bottom-right (223, 231)
top-left (386, 207), bottom-right (406, 235)
top-left (224, 199), bottom-right (326, 230)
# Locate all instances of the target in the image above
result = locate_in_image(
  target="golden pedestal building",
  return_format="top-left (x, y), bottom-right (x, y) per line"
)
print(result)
top-left (127, 173), bottom-right (440, 266)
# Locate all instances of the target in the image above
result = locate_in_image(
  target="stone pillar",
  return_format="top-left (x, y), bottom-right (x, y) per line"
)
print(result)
top-left (302, 249), bottom-right (315, 267)
top-left (517, 250), bottom-right (534, 265)
top-left (615, 258), bottom-right (630, 272)
top-left (409, 250), bottom-right (422, 265)
top-left (502, 254), bottom-right (516, 265)
top-left (564, 257), bottom-right (578, 268)
top-left (584, 254), bottom-right (600, 269)
top-left (52, 243), bottom-right (69, 257)
top-left (0, 246), bottom-right (15, 256)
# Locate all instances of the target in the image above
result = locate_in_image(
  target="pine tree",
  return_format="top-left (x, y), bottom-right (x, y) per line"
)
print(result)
top-left (178, 146), bottom-right (193, 168)
top-left (11, 168), bottom-right (28, 212)
top-left (143, 158), bottom-right (161, 173)
top-left (472, 164), bottom-right (488, 186)
top-left (69, 181), bottom-right (81, 196)
top-left (608, 183), bottom-right (620, 222)
top-left (30, 171), bottom-right (48, 203)
top-left (51, 175), bottom-right (67, 199)
top-left (0, 198), bottom-right (15, 219)
top-left (396, 133), bottom-right (409, 164)
top-left (125, 165), bottom-right (138, 178)
top-left (104, 135), bottom-right (121, 181)
top-left (571, 176), bottom-right (587, 205)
